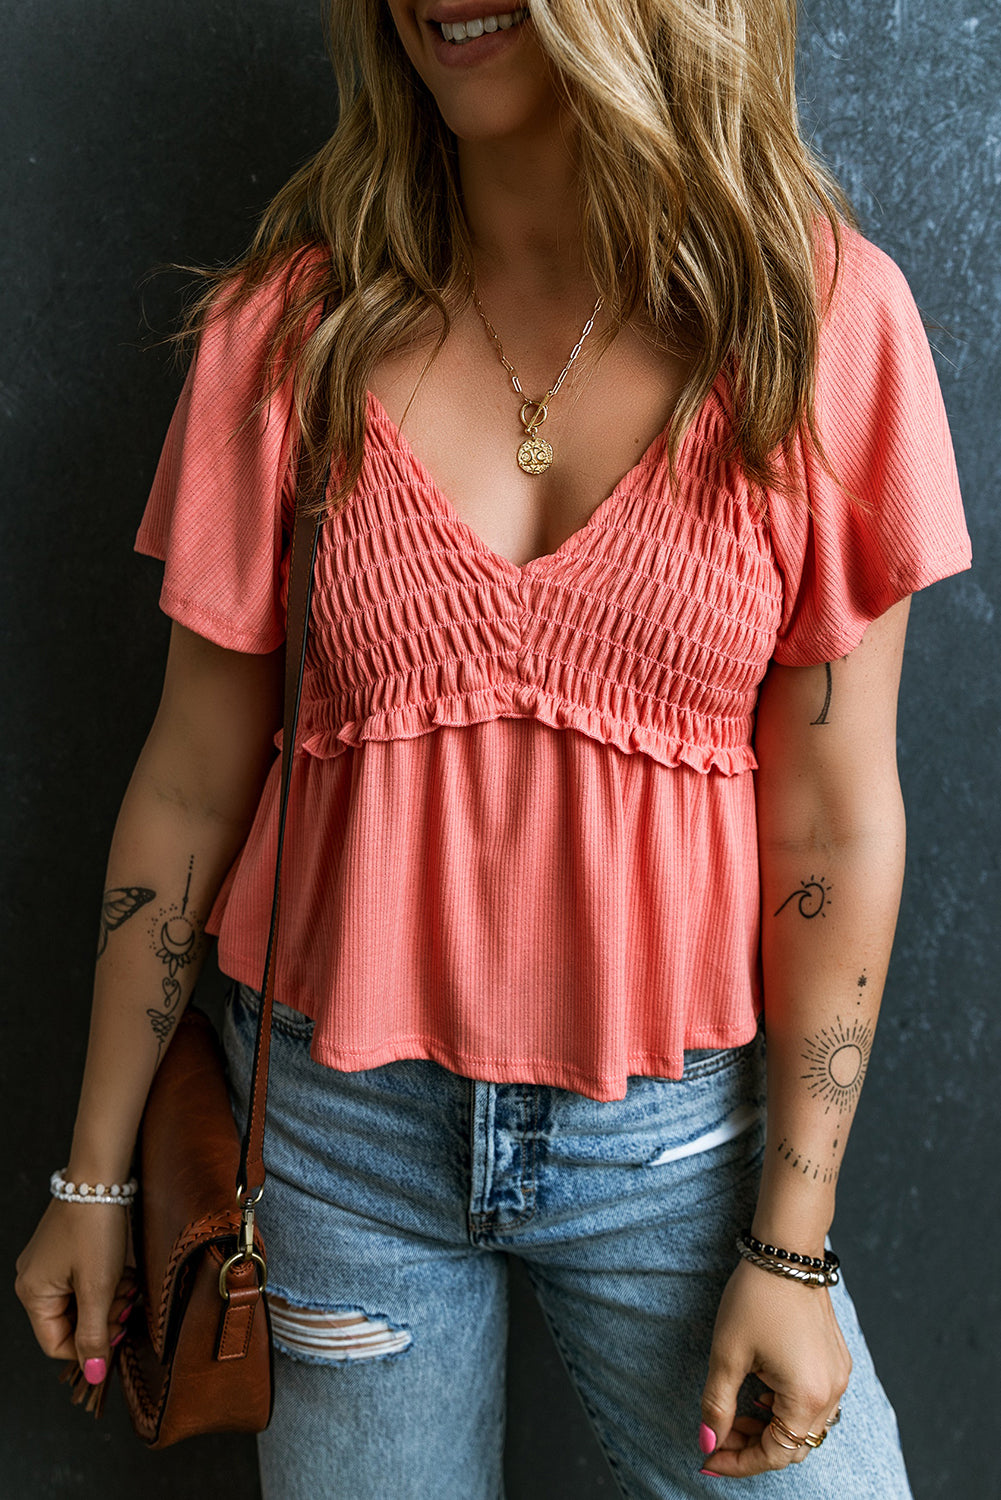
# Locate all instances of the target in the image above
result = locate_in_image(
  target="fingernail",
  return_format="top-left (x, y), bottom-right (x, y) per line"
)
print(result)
top-left (699, 1470), bottom-right (722, 1478)
top-left (83, 1357), bottom-right (107, 1384)
top-left (752, 1398), bottom-right (772, 1411)
top-left (118, 1299), bottom-right (137, 1323)
top-left (110, 1329), bottom-right (126, 1348)
top-left (698, 1422), bottom-right (718, 1455)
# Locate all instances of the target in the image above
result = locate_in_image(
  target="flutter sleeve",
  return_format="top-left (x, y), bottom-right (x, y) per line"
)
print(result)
top-left (767, 228), bottom-right (972, 667)
top-left (134, 272), bottom-right (302, 653)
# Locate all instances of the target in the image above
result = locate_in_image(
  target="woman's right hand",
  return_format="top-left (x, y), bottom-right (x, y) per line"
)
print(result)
top-left (15, 1200), bottom-right (139, 1383)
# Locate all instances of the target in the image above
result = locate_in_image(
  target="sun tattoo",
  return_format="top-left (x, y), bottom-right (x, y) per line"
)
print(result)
top-left (801, 1015), bottom-right (873, 1115)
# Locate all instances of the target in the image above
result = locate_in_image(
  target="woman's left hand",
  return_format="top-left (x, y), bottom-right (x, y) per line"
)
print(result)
top-left (698, 1258), bottom-right (852, 1479)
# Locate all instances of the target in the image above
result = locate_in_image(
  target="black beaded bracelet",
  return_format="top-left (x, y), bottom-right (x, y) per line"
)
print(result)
top-left (743, 1230), bottom-right (839, 1272)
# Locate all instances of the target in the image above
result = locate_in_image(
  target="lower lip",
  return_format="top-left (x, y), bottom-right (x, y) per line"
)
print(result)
top-left (427, 17), bottom-right (528, 68)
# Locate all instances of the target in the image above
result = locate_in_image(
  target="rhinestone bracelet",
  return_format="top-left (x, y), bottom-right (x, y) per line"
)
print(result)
top-left (741, 1230), bottom-right (840, 1273)
top-left (735, 1235), bottom-right (840, 1287)
top-left (50, 1168), bottom-right (139, 1206)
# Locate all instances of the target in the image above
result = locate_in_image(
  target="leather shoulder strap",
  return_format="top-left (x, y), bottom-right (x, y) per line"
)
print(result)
top-left (235, 447), bottom-right (326, 1203)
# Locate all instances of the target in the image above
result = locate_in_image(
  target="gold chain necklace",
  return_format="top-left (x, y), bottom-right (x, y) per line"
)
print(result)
top-left (469, 281), bottom-right (604, 475)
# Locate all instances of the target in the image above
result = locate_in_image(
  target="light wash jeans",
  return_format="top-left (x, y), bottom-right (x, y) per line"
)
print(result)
top-left (222, 980), bottom-right (912, 1499)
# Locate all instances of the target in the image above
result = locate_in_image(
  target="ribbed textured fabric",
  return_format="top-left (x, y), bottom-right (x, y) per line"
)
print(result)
top-left (135, 226), bottom-right (971, 1100)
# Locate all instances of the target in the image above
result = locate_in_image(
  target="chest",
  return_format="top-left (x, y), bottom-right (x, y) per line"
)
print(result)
top-left (367, 308), bottom-right (697, 570)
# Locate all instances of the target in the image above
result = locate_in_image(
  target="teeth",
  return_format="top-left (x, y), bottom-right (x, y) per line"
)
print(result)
top-left (440, 9), bottom-right (528, 42)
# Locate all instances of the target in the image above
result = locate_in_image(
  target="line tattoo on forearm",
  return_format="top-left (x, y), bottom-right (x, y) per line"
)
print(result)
top-left (810, 662), bottom-right (833, 725)
top-left (776, 1136), bottom-right (840, 1186)
top-left (146, 856), bottom-right (203, 1060)
top-left (801, 1015), bottom-right (873, 1115)
top-left (97, 886), bottom-right (156, 956)
top-left (774, 876), bottom-right (832, 920)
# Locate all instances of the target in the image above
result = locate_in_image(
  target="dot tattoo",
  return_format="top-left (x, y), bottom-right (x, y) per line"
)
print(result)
top-left (801, 1015), bottom-right (873, 1115)
top-left (774, 877), bottom-right (832, 920)
top-left (97, 886), bottom-right (156, 957)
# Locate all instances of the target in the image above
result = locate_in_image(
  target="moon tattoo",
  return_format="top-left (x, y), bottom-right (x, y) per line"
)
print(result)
top-left (811, 663), bottom-right (833, 725)
top-left (97, 886), bottom-right (155, 956)
top-left (155, 917), bottom-right (198, 977)
top-left (147, 857), bottom-right (202, 1059)
top-left (801, 1015), bottom-right (873, 1115)
top-left (774, 877), bottom-right (832, 920)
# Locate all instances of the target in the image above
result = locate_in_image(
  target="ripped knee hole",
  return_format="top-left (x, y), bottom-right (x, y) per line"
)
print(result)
top-left (266, 1291), bottom-right (413, 1361)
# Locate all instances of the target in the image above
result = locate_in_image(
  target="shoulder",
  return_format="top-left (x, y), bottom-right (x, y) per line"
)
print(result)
top-left (195, 242), bottom-right (329, 383)
top-left (813, 220), bottom-right (927, 368)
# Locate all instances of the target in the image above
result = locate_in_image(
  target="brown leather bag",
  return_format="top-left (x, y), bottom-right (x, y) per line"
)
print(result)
top-left (59, 463), bottom-right (324, 1445)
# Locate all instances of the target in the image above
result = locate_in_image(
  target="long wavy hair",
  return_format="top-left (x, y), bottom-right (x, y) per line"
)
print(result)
top-left (172, 0), bottom-right (858, 512)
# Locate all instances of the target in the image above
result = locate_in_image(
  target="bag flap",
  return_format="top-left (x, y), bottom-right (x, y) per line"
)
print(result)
top-left (135, 1008), bottom-right (247, 1357)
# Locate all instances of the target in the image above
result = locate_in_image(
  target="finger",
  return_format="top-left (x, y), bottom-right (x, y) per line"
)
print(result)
top-left (700, 1352), bottom-right (744, 1462)
top-left (697, 1405), bottom-right (820, 1477)
top-left (73, 1276), bottom-right (119, 1386)
top-left (20, 1291), bottom-right (80, 1362)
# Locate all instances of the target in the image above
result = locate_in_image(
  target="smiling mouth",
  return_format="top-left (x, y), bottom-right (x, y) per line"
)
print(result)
top-left (437, 7), bottom-right (530, 42)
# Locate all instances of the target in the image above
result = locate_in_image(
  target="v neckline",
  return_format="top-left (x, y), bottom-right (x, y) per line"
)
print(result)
top-left (364, 375), bottom-right (727, 579)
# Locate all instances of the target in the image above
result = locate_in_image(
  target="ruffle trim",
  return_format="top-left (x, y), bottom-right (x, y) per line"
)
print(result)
top-left (277, 684), bottom-right (756, 775)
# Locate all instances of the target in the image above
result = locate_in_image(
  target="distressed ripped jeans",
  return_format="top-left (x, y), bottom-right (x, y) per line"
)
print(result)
top-left (221, 981), bottom-right (912, 1500)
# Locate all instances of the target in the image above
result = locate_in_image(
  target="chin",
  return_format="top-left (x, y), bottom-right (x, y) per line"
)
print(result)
top-left (387, 2), bottom-right (561, 142)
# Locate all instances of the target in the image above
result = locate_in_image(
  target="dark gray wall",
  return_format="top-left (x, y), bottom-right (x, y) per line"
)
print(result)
top-left (3, 3), bottom-right (998, 1495)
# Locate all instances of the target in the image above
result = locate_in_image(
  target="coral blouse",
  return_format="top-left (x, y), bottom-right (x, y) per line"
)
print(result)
top-left (135, 227), bottom-right (971, 1100)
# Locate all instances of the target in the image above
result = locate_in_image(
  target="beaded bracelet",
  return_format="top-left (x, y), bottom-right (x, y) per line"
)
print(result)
top-left (50, 1168), bottom-right (139, 1207)
top-left (742, 1230), bottom-right (839, 1273)
top-left (735, 1235), bottom-right (840, 1288)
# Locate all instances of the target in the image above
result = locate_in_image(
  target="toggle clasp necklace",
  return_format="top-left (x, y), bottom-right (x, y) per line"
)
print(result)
top-left (469, 278), bottom-right (604, 474)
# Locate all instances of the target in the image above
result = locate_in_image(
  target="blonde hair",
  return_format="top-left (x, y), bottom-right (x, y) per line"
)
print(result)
top-left (174, 0), bottom-right (858, 511)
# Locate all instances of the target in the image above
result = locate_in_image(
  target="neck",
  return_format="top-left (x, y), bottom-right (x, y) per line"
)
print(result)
top-left (456, 115), bottom-right (592, 299)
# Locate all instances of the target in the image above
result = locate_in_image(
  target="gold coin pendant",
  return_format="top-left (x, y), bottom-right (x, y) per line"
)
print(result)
top-left (517, 435), bottom-right (554, 475)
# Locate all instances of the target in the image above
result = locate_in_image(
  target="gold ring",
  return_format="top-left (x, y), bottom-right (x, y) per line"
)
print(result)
top-left (768, 1415), bottom-right (807, 1451)
top-left (803, 1429), bottom-right (827, 1448)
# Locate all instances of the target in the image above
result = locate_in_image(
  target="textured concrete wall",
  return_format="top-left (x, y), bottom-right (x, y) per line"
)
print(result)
top-left (3, 3), bottom-right (997, 1495)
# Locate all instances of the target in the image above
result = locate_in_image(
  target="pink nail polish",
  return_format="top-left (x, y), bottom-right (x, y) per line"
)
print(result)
top-left (118, 1299), bottom-right (137, 1324)
top-left (698, 1423), bottom-right (718, 1455)
top-left (83, 1357), bottom-right (107, 1384)
top-left (699, 1470), bottom-right (722, 1478)
top-left (110, 1329), bottom-right (126, 1348)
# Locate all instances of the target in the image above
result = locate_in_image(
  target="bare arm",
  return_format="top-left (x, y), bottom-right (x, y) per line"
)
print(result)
top-left (68, 621), bottom-right (284, 1180)
top-left (699, 595), bottom-right (911, 1478)
top-left (751, 596), bottom-right (909, 1252)
top-left (16, 622), bottom-right (283, 1373)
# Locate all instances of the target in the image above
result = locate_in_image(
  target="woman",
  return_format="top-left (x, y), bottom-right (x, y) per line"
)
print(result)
top-left (16, 0), bottom-right (971, 1494)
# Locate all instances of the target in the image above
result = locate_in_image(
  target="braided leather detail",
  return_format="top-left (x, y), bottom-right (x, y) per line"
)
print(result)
top-left (151, 1214), bottom-right (241, 1353)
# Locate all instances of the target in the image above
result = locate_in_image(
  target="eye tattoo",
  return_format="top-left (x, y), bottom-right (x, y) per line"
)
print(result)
top-left (97, 886), bottom-right (156, 957)
top-left (774, 876), bottom-right (832, 919)
top-left (810, 662), bottom-right (833, 725)
top-left (800, 1015), bottom-right (873, 1115)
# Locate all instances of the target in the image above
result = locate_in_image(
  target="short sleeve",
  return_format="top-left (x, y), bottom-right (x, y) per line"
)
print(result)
top-left (767, 228), bottom-right (972, 667)
top-left (134, 271), bottom-right (301, 653)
